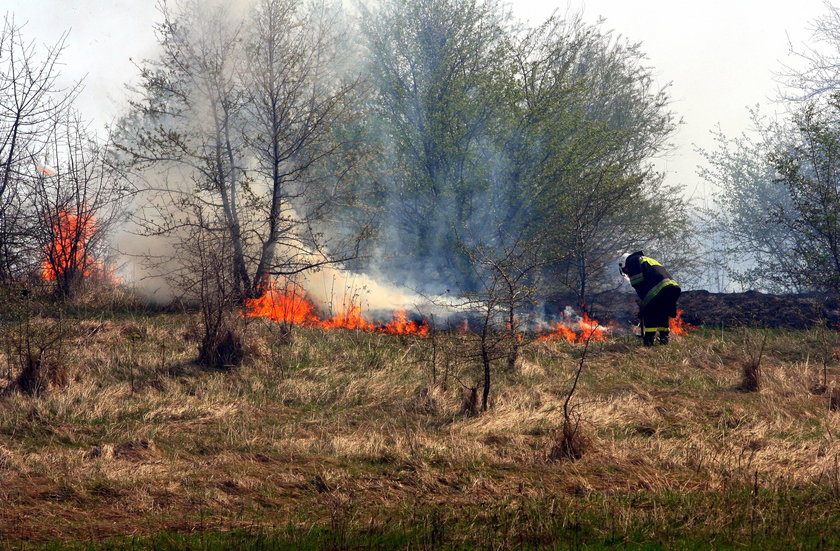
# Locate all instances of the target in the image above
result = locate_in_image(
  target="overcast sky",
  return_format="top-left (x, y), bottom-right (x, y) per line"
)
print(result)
top-left (3, 0), bottom-right (831, 200)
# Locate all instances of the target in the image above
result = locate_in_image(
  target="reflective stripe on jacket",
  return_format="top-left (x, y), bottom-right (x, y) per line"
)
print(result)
top-left (623, 252), bottom-right (679, 305)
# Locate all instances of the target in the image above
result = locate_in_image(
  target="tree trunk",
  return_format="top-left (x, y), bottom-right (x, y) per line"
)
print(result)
top-left (481, 335), bottom-right (491, 412)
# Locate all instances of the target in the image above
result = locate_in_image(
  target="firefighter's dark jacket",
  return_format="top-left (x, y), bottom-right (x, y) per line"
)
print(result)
top-left (623, 251), bottom-right (679, 307)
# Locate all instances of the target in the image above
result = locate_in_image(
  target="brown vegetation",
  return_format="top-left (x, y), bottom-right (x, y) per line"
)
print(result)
top-left (0, 305), bottom-right (840, 545)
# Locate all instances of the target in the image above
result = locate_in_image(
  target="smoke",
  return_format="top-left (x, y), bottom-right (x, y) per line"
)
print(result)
top-left (104, 0), bottom-right (674, 320)
top-left (296, 263), bottom-right (458, 319)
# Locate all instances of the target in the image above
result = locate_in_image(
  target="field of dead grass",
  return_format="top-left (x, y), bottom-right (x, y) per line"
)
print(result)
top-left (1, 299), bottom-right (840, 549)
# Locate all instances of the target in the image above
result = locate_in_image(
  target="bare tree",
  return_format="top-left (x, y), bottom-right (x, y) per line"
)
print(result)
top-left (242, 0), bottom-right (363, 297)
top-left (778, 1), bottom-right (840, 102)
top-left (0, 14), bottom-right (80, 281)
top-left (452, 230), bottom-right (550, 411)
top-left (118, 0), bottom-right (251, 297)
top-left (30, 111), bottom-right (130, 297)
top-left (118, 0), bottom-right (365, 307)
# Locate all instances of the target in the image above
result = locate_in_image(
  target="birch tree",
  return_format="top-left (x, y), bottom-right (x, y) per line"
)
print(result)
top-left (120, 0), bottom-right (363, 302)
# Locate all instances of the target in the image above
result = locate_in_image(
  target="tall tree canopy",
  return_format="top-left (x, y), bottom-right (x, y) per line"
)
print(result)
top-left (358, 0), bottom-right (686, 305)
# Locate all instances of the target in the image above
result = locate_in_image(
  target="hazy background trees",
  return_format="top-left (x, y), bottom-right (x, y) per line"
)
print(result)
top-left (771, 97), bottom-right (840, 294)
top-left (779, 0), bottom-right (840, 101)
top-left (3, 0), bottom-right (699, 309)
top-left (18, 0), bottom-right (840, 304)
top-left (700, 1), bottom-right (840, 296)
top-left (698, 114), bottom-right (804, 293)
top-left (354, 0), bottom-right (686, 309)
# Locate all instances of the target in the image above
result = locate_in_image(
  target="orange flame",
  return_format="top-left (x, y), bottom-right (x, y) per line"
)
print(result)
top-left (382, 309), bottom-right (430, 336)
top-left (244, 281), bottom-right (318, 325)
top-left (244, 279), bottom-right (430, 336)
top-left (539, 312), bottom-right (609, 343)
top-left (539, 322), bottom-right (578, 343)
top-left (42, 209), bottom-right (105, 282)
top-left (578, 312), bottom-right (608, 341)
top-left (669, 309), bottom-right (693, 336)
top-left (320, 300), bottom-right (375, 331)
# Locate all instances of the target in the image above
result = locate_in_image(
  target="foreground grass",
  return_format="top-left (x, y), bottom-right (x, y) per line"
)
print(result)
top-left (19, 489), bottom-right (840, 550)
top-left (1, 298), bottom-right (840, 548)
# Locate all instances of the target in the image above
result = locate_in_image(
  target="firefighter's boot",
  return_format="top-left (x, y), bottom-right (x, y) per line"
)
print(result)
top-left (658, 331), bottom-right (670, 345)
top-left (643, 331), bottom-right (655, 346)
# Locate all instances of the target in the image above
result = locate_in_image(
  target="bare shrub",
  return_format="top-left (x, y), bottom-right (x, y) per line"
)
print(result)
top-left (0, 293), bottom-right (68, 395)
top-left (830, 388), bottom-right (840, 411)
top-left (460, 386), bottom-right (479, 416)
top-left (739, 331), bottom-right (768, 392)
top-left (14, 355), bottom-right (66, 396)
top-left (549, 326), bottom-right (597, 462)
top-left (550, 420), bottom-right (590, 462)
top-left (447, 232), bottom-right (551, 413)
top-left (173, 227), bottom-right (249, 371)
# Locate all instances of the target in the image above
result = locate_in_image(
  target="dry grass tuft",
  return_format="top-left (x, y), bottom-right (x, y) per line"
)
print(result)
top-left (738, 331), bottom-right (767, 392)
top-left (549, 422), bottom-right (590, 462)
top-left (830, 387), bottom-right (840, 411)
top-left (198, 326), bottom-right (245, 370)
top-left (407, 384), bottom-right (447, 415)
top-left (739, 359), bottom-right (762, 392)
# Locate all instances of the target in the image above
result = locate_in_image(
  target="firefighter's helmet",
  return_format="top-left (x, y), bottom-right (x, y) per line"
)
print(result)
top-left (618, 252), bottom-right (631, 274)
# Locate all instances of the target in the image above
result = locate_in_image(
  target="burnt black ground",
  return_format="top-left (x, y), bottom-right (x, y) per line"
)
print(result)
top-left (590, 289), bottom-right (840, 330)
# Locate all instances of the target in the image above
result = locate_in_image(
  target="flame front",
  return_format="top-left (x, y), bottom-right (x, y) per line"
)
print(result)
top-left (320, 300), bottom-right (375, 331)
top-left (538, 312), bottom-right (609, 343)
top-left (383, 309), bottom-right (430, 336)
top-left (244, 281), bottom-right (318, 325)
top-left (245, 280), bottom-right (430, 336)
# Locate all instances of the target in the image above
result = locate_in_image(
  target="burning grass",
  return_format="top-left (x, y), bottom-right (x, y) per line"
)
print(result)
top-left (670, 308), bottom-right (693, 336)
top-left (0, 308), bottom-right (838, 548)
top-left (244, 279), bottom-right (430, 336)
top-left (537, 311), bottom-right (611, 343)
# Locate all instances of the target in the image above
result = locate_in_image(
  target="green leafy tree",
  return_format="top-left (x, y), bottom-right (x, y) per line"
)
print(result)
top-left (698, 112), bottom-right (804, 293)
top-left (359, 4), bottom-right (688, 305)
top-left (359, 0), bottom-right (511, 288)
top-left (771, 95), bottom-right (840, 294)
top-left (507, 15), bottom-right (684, 307)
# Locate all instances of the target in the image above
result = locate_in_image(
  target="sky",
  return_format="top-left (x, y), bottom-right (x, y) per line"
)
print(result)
top-left (2, 0), bottom-right (831, 200)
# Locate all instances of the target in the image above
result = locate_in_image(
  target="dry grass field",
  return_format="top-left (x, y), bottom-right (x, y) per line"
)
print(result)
top-left (1, 291), bottom-right (840, 549)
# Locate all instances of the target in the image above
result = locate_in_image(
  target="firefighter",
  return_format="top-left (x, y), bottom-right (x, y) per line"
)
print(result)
top-left (618, 251), bottom-right (681, 346)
